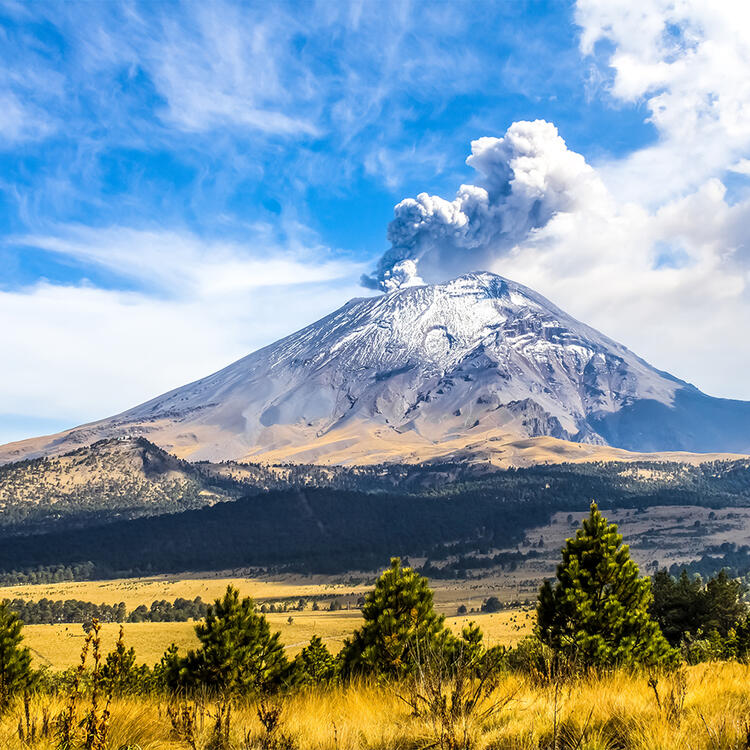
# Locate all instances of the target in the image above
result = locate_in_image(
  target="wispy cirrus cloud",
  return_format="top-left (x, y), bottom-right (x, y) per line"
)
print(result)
top-left (12, 224), bottom-right (362, 297)
top-left (0, 221), bottom-right (371, 429)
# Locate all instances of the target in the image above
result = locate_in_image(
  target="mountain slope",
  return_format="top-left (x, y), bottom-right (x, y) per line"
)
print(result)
top-left (2, 456), bottom-right (750, 577)
top-left (0, 437), bottom-right (239, 533)
top-left (2, 272), bottom-right (749, 465)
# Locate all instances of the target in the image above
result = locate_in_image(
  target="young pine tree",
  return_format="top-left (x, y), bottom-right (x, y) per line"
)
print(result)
top-left (292, 635), bottom-right (336, 685)
top-left (101, 625), bottom-right (141, 696)
top-left (339, 558), bottom-right (450, 678)
top-left (0, 601), bottom-right (34, 709)
top-left (537, 503), bottom-right (675, 669)
top-left (176, 586), bottom-right (288, 696)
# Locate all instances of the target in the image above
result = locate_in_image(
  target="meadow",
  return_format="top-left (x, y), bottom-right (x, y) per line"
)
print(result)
top-left (21, 608), bottom-right (534, 670)
top-left (3, 514), bottom-right (749, 750)
top-left (2, 573), bottom-right (535, 669)
top-left (1, 663), bottom-right (750, 749)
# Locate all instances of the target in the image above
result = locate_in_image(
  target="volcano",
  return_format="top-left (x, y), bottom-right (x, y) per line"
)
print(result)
top-left (2, 272), bottom-right (749, 466)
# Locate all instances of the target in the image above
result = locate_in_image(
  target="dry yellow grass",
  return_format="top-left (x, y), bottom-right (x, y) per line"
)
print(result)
top-left (23, 621), bottom-right (199, 670)
top-left (20, 608), bottom-right (534, 670)
top-left (1, 663), bottom-right (749, 749)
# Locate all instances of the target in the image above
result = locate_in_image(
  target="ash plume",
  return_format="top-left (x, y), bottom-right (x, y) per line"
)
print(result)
top-left (362, 119), bottom-right (605, 291)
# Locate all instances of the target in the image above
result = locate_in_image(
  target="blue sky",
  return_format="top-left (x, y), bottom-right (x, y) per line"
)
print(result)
top-left (2, 0), bottom-right (750, 443)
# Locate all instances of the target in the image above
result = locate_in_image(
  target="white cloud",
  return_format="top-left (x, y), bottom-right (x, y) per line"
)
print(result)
top-left (363, 114), bottom-right (750, 400)
top-left (0, 276), bottom-right (368, 435)
top-left (729, 158), bottom-right (750, 176)
top-left (0, 224), bottom-right (370, 441)
top-left (15, 225), bottom-right (357, 297)
top-left (0, 90), bottom-right (56, 144)
top-left (576, 0), bottom-right (750, 202)
top-left (497, 176), bottom-right (750, 401)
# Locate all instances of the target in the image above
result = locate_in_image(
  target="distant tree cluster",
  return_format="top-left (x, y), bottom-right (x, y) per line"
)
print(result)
top-left (127, 597), bottom-right (207, 623)
top-left (3, 596), bottom-right (207, 625)
top-left (480, 596), bottom-right (504, 613)
top-left (0, 563), bottom-right (96, 586)
top-left (258, 595), bottom-right (361, 614)
top-left (651, 568), bottom-right (750, 662)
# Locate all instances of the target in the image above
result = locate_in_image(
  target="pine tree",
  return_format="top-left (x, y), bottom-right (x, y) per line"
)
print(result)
top-left (177, 586), bottom-right (288, 696)
top-left (101, 625), bottom-right (139, 695)
top-left (339, 558), bottom-right (450, 677)
top-left (292, 635), bottom-right (336, 685)
top-left (703, 569), bottom-right (747, 636)
top-left (650, 569), bottom-right (706, 645)
top-left (0, 601), bottom-right (33, 709)
top-left (536, 503), bottom-right (675, 669)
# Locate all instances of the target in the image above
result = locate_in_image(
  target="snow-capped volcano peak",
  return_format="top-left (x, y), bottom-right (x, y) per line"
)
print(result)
top-left (1, 272), bottom-right (749, 466)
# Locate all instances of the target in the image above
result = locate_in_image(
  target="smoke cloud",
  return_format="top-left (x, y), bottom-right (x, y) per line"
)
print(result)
top-left (362, 120), bottom-right (607, 290)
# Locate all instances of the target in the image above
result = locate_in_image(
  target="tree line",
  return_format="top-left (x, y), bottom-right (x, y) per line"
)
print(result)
top-left (3, 596), bottom-right (208, 625)
top-left (5, 463), bottom-right (750, 582)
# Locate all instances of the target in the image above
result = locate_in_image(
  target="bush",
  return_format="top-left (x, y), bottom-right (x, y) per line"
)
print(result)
top-left (505, 636), bottom-right (557, 681)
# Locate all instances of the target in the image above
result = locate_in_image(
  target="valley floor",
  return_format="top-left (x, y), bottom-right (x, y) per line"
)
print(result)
top-left (2, 663), bottom-right (749, 749)
top-left (2, 573), bottom-right (535, 669)
top-left (21, 608), bottom-right (534, 670)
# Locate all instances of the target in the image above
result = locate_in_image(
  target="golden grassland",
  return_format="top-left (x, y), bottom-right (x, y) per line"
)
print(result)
top-left (1, 573), bottom-right (535, 670)
top-left (0, 571), bottom-right (535, 611)
top-left (0, 574), bottom-right (372, 610)
top-left (20, 609), bottom-right (534, 670)
top-left (2, 663), bottom-right (750, 749)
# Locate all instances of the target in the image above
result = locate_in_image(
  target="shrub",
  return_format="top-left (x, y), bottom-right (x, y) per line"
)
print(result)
top-left (481, 597), bottom-right (502, 613)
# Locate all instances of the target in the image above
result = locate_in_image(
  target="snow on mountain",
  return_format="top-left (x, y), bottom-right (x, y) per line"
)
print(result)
top-left (2, 272), bottom-right (749, 465)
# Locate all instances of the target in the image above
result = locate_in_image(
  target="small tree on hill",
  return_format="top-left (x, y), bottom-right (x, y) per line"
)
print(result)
top-left (171, 586), bottom-right (288, 696)
top-left (0, 601), bottom-right (34, 709)
top-left (537, 503), bottom-right (675, 669)
top-left (339, 558), bottom-right (450, 677)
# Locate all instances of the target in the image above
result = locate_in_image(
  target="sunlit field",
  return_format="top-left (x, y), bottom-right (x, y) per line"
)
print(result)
top-left (0, 574), bottom-right (371, 610)
top-left (1, 572), bottom-right (534, 670)
top-left (20, 608), bottom-right (534, 670)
